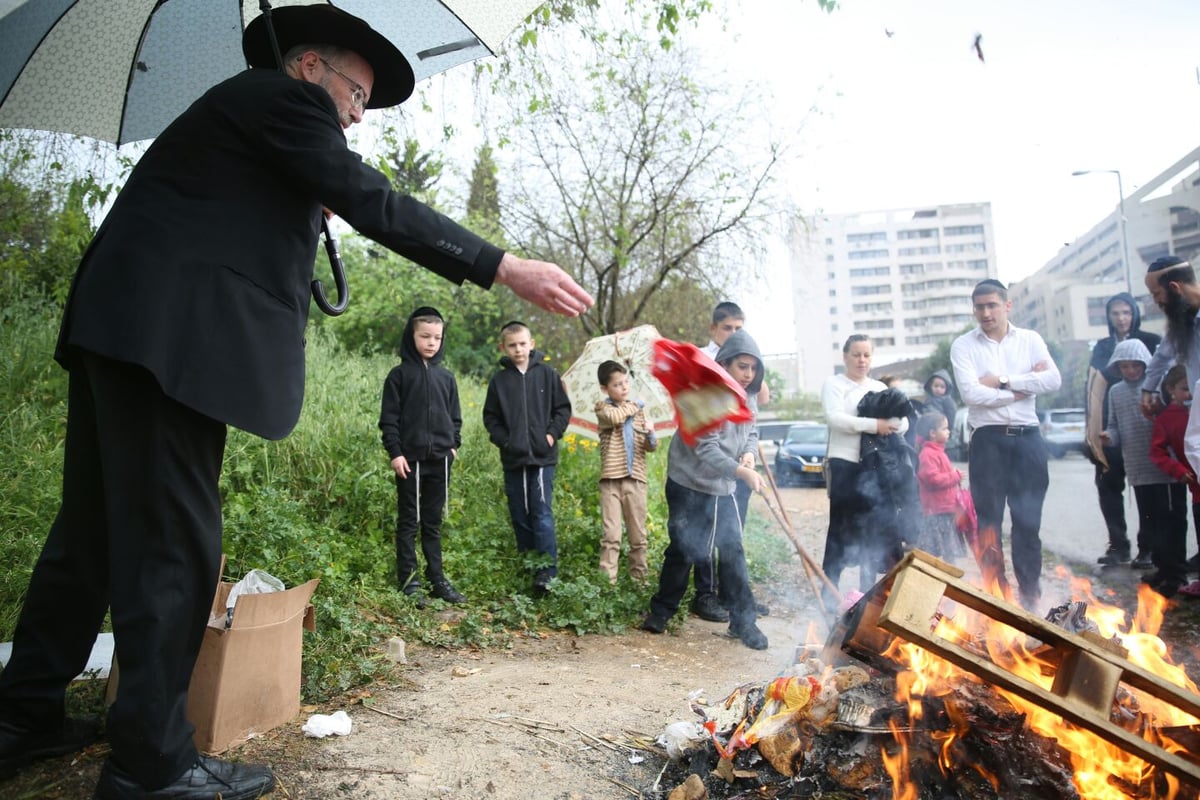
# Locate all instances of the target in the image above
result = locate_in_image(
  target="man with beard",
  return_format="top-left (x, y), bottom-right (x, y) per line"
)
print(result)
top-left (1141, 256), bottom-right (1200, 577)
top-left (1142, 257), bottom-right (1200, 418)
top-left (1089, 293), bottom-right (1160, 568)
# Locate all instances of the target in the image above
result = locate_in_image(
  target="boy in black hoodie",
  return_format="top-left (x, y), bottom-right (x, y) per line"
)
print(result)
top-left (379, 307), bottom-right (465, 605)
top-left (483, 321), bottom-right (573, 595)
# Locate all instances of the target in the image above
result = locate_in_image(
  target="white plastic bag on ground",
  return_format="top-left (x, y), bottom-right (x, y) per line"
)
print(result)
top-left (303, 710), bottom-right (352, 738)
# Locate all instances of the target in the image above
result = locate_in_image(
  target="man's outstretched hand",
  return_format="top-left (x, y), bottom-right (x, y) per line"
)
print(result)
top-left (495, 254), bottom-right (594, 317)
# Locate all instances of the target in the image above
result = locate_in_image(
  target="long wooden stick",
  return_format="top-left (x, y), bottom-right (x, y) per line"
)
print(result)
top-left (757, 444), bottom-right (842, 613)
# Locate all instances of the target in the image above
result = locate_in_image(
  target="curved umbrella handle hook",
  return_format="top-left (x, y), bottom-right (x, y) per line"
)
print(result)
top-left (259, 0), bottom-right (350, 316)
top-left (312, 219), bottom-right (349, 316)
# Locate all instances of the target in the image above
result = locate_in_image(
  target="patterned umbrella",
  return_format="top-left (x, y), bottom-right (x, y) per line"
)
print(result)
top-left (561, 325), bottom-right (677, 441)
top-left (0, 0), bottom-right (540, 315)
top-left (0, 0), bottom-right (538, 145)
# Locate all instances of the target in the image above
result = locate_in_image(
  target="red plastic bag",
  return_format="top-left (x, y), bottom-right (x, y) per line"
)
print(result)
top-left (651, 338), bottom-right (752, 445)
top-left (954, 487), bottom-right (978, 543)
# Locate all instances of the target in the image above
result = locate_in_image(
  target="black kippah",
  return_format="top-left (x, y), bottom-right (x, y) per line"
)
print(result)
top-left (1148, 255), bottom-right (1189, 272)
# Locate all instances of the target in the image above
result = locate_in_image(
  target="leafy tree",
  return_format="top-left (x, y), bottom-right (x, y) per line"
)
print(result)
top-left (314, 244), bottom-right (502, 378)
top-left (492, 5), bottom-right (794, 358)
top-left (467, 143), bottom-right (501, 225)
top-left (516, 1), bottom-right (838, 53)
top-left (0, 133), bottom-right (109, 306)
top-left (372, 136), bottom-right (444, 204)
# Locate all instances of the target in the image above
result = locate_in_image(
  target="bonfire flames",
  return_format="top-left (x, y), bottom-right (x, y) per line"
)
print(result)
top-left (658, 556), bottom-right (1200, 800)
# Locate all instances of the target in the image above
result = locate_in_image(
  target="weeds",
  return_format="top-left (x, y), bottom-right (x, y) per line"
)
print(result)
top-left (0, 302), bottom-right (789, 703)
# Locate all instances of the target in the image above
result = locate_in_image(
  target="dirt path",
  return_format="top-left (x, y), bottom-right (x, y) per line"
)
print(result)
top-left (277, 613), bottom-right (806, 799)
top-left (255, 486), bottom-right (1083, 800)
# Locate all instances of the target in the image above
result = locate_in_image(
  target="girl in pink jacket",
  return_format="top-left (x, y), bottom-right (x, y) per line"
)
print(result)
top-left (916, 412), bottom-right (964, 560)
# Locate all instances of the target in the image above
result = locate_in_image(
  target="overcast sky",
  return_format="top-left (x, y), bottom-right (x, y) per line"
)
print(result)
top-left (705, 0), bottom-right (1200, 351)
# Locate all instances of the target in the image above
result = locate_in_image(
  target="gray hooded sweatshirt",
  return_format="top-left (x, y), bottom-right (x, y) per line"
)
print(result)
top-left (666, 330), bottom-right (764, 496)
top-left (1104, 339), bottom-right (1170, 486)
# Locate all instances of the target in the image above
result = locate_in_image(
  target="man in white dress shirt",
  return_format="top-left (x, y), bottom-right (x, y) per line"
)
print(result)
top-left (951, 279), bottom-right (1061, 611)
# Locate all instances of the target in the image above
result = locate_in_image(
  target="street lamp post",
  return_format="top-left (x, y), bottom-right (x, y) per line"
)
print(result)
top-left (1072, 169), bottom-right (1132, 295)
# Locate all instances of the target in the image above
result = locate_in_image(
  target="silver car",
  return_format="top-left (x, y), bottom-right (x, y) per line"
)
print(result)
top-left (1040, 407), bottom-right (1087, 458)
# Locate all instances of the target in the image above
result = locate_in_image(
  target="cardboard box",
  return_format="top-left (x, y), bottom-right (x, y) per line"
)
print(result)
top-left (187, 577), bottom-right (319, 753)
top-left (107, 573), bottom-right (318, 754)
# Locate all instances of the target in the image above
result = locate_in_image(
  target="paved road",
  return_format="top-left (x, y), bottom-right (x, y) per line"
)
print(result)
top-left (958, 451), bottom-right (1200, 568)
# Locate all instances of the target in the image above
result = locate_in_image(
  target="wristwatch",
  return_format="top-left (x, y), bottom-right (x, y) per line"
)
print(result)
top-left (998, 375), bottom-right (1010, 389)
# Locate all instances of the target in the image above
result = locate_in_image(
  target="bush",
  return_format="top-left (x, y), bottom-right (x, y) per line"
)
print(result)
top-left (0, 305), bottom-right (789, 702)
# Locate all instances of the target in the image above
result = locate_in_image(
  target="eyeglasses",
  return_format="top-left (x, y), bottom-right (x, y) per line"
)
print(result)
top-left (318, 57), bottom-right (368, 110)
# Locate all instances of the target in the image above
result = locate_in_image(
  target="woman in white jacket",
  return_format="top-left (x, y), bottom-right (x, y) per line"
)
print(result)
top-left (820, 335), bottom-right (907, 598)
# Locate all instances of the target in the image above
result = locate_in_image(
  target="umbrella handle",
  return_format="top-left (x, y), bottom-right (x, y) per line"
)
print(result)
top-left (312, 220), bottom-right (349, 316)
top-left (257, 1), bottom-right (350, 317)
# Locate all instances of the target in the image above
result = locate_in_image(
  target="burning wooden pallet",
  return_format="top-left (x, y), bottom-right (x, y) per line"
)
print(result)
top-left (825, 550), bottom-right (1200, 788)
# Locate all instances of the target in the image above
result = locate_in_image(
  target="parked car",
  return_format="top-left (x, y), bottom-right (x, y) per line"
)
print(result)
top-left (1040, 407), bottom-right (1087, 458)
top-left (756, 419), bottom-right (808, 464)
top-left (772, 423), bottom-right (829, 487)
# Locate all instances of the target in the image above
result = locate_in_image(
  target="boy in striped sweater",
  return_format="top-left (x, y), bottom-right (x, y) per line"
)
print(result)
top-left (595, 360), bottom-right (658, 584)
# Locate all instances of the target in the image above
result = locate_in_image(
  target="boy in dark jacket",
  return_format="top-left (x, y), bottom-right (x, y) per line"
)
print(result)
top-left (483, 321), bottom-right (573, 595)
top-left (379, 307), bottom-right (465, 605)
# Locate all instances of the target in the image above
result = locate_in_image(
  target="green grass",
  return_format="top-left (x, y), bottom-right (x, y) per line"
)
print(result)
top-left (0, 302), bottom-right (790, 702)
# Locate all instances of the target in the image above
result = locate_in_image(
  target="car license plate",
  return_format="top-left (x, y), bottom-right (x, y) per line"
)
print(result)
top-left (1064, 425), bottom-right (1082, 432)
top-left (802, 464), bottom-right (822, 473)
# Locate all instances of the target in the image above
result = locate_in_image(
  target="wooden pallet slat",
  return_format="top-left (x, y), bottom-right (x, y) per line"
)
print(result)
top-left (833, 551), bottom-right (1200, 787)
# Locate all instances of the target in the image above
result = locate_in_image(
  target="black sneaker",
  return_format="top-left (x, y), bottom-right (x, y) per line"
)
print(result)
top-left (689, 593), bottom-right (730, 623)
top-left (0, 717), bottom-right (101, 778)
top-left (1097, 547), bottom-right (1130, 567)
top-left (93, 755), bottom-right (275, 800)
top-left (1131, 552), bottom-right (1154, 570)
top-left (728, 621), bottom-right (769, 650)
top-left (639, 614), bottom-right (667, 634)
top-left (429, 580), bottom-right (466, 605)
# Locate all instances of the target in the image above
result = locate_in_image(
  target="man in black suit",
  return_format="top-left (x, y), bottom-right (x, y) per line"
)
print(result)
top-left (0, 7), bottom-right (592, 799)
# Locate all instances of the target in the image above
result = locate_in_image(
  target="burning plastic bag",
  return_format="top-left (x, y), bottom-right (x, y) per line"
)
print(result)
top-left (651, 338), bottom-right (752, 445)
top-left (657, 720), bottom-right (707, 761)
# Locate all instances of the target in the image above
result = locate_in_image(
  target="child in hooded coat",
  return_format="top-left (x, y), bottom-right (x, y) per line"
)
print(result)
top-left (1101, 339), bottom-right (1187, 597)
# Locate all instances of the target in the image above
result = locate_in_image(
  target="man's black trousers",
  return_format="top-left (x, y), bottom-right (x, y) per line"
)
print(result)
top-left (0, 351), bottom-right (225, 789)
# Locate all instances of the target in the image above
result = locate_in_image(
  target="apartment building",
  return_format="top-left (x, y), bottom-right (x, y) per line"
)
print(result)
top-left (787, 202), bottom-right (999, 393)
top-left (1010, 146), bottom-right (1200, 343)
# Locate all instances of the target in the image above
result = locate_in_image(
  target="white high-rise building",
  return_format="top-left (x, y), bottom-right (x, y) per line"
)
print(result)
top-left (787, 202), bottom-right (998, 394)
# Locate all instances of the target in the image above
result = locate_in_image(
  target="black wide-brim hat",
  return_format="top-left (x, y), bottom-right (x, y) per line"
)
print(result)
top-left (243, 5), bottom-right (415, 108)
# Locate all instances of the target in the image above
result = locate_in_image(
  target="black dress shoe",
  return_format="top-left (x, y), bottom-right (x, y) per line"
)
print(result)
top-left (429, 579), bottom-right (466, 604)
top-left (93, 756), bottom-right (275, 799)
top-left (689, 593), bottom-right (729, 623)
top-left (0, 716), bottom-right (101, 778)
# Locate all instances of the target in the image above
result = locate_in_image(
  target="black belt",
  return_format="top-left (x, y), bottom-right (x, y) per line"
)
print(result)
top-left (977, 424), bottom-right (1041, 437)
